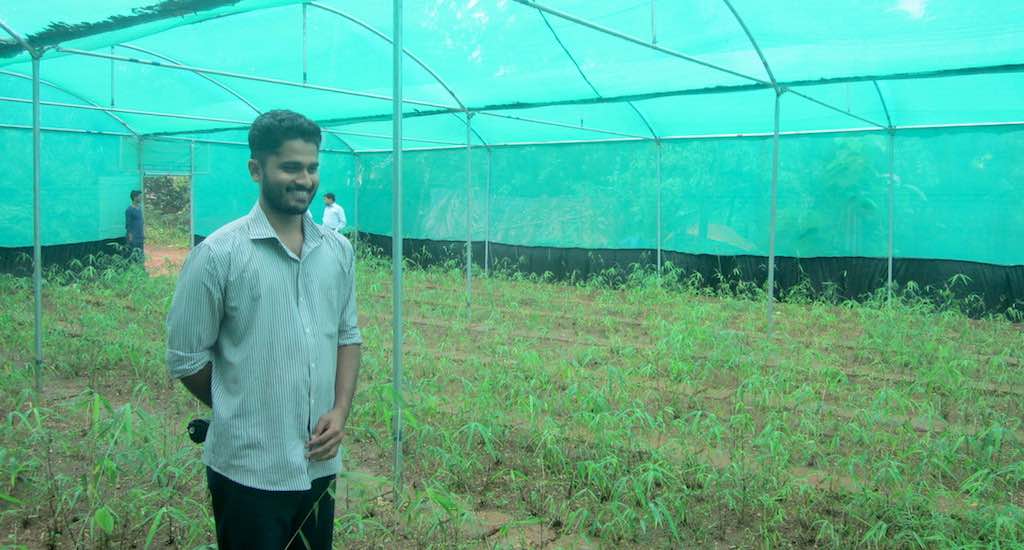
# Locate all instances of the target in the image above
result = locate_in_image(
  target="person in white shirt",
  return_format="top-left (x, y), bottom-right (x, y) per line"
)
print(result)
top-left (321, 193), bottom-right (347, 233)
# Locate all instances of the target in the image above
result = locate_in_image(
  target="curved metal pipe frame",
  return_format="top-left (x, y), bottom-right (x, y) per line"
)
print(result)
top-left (307, 2), bottom-right (489, 148)
top-left (0, 69), bottom-right (138, 135)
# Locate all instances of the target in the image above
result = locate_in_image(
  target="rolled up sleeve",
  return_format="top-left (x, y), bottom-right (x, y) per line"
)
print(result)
top-left (337, 241), bottom-right (362, 347)
top-left (166, 242), bottom-right (224, 378)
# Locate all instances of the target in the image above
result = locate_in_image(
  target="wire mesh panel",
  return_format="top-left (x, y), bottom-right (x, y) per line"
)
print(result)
top-left (0, 127), bottom-right (138, 247)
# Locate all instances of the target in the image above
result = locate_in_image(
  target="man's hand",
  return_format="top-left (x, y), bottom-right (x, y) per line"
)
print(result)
top-left (306, 407), bottom-right (346, 461)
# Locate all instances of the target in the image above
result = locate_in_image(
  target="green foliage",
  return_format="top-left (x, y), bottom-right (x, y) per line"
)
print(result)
top-left (143, 175), bottom-right (191, 247)
top-left (0, 249), bottom-right (1021, 548)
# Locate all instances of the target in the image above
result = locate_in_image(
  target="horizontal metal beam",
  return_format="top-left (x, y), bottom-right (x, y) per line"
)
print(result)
top-left (785, 89), bottom-right (886, 128)
top-left (355, 137), bottom-right (642, 153)
top-left (118, 43), bottom-right (262, 114)
top-left (331, 129), bottom-right (464, 146)
top-left (0, 95), bottom-right (251, 124)
top-left (512, 0), bottom-right (766, 85)
top-left (151, 60), bottom-right (1024, 138)
top-left (0, 69), bottom-right (139, 135)
top-left (891, 120), bottom-right (1024, 131)
top-left (114, 44), bottom-right (355, 153)
top-left (150, 107), bottom-right (656, 142)
top-left (0, 123), bottom-right (350, 152)
top-left (475, 111), bottom-right (652, 139)
top-left (8, 106), bottom-right (1018, 151)
top-left (358, 60), bottom-right (1024, 118)
top-left (0, 122), bottom-right (133, 137)
top-left (6, 119), bottom-right (1020, 154)
top-left (147, 135), bottom-right (248, 147)
top-left (0, 94), bottom-right (372, 149)
top-left (148, 134), bottom-right (350, 153)
top-left (352, 120), bottom-right (1024, 153)
top-left (55, 46), bottom-right (458, 111)
top-left (316, 109), bottom-right (655, 145)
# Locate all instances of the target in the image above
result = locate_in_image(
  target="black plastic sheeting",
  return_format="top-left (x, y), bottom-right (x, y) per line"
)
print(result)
top-left (354, 233), bottom-right (1024, 316)
top-left (0, 238), bottom-right (130, 276)
top-left (3, 234), bottom-right (1021, 317)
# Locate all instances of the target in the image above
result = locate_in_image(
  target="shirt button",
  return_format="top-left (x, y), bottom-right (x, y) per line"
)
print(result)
top-left (305, 328), bottom-right (310, 334)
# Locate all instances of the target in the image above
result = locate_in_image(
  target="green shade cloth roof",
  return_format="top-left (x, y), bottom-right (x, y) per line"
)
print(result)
top-left (0, 1), bottom-right (1021, 268)
top-left (0, 0), bottom-right (1021, 145)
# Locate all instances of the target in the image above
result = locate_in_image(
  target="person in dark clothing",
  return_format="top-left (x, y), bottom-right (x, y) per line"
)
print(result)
top-left (125, 190), bottom-right (145, 262)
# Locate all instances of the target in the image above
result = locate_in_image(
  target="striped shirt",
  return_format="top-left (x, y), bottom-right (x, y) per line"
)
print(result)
top-left (165, 203), bottom-right (362, 491)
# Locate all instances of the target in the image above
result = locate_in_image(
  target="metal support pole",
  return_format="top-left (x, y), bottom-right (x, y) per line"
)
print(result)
top-left (767, 92), bottom-right (781, 334)
top-left (650, 0), bottom-right (657, 44)
top-left (391, 0), bottom-right (405, 500)
top-left (138, 137), bottom-right (145, 220)
top-left (872, 80), bottom-right (895, 305)
top-left (31, 54), bottom-right (43, 395)
top-left (109, 46), bottom-right (115, 107)
top-left (485, 148), bottom-right (492, 277)
top-left (887, 130), bottom-right (895, 304)
top-left (302, 2), bottom-right (308, 84)
top-left (189, 140), bottom-right (196, 248)
top-left (465, 112), bottom-right (473, 313)
top-left (354, 155), bottom-right (361, 253)
top-left (656, 140), bottom-right (663, 277)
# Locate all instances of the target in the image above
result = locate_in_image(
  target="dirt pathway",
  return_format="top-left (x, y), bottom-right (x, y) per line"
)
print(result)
top-left (145, 245), bottom-right (189, 275)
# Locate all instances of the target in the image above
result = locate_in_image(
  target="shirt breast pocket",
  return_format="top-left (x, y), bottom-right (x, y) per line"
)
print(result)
top-left (315, 265), bottom-right (343, 330)
top-left (224, 269), bottom-right (263, 319)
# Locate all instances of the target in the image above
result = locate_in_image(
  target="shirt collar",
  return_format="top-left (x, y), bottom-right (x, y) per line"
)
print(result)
top-left (245, 202), bottom-right (325, 242)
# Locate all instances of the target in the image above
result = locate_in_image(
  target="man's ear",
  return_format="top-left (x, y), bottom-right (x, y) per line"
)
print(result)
top-left (248, 158), bottom-right (262, 183)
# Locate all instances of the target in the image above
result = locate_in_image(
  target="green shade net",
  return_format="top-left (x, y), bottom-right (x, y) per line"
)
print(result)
top-left (0, 1), bottom-right (1021, 267)
top-left (351, 126), bottom-right (1022, 266)
top-left (0, 128), bottom-right (138, 247)
top-left (4, 0), bottom-right (1021, 139)
top-left (0, 72), bottom-right (138, 248)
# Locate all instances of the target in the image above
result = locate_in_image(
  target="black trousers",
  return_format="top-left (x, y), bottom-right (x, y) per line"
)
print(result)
top-left (206, 467), bottom-right (336, 550)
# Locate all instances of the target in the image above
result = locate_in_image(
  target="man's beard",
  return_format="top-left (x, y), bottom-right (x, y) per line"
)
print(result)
top-left (262, 180), bottom-right (315, 216)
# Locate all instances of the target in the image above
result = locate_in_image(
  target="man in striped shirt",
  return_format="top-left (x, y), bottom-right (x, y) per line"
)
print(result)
top-left (165, 110), bottom-right (361, 549)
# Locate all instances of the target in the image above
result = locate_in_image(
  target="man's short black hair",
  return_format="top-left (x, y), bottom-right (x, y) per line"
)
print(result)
top-left (130, 190), bottom-right (142, 201)
top-left (248, 110), bottom-right (322, 164)
top-left (324, 193), bottom-right (336, 201)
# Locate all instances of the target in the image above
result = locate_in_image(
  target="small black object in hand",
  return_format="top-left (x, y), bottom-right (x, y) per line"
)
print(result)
top-left (188, 418), bottom-right (210, 444)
